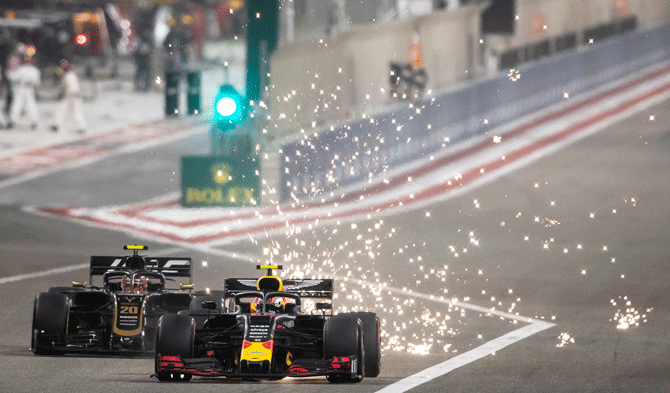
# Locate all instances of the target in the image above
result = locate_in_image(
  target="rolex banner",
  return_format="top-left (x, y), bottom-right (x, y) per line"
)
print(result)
top-left (181, 156), bottom-right (260, 207)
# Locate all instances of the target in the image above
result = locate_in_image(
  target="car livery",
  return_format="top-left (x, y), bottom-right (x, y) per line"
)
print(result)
top-left (154, 265), bottom-right (381, 383)
top-left (30, 245), bottom-right (210, 355)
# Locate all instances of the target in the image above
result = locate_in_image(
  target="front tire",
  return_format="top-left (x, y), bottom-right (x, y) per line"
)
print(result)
top-left (155, 314), bottom-right (195, 382)
top-left (349, 312), bottom-right (381, 377)
top-left (324, 314), bottom-right (364, 383)
top-left (32, 292), bottom-right (69, 355)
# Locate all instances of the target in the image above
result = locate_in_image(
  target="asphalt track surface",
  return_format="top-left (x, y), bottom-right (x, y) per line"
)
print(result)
top-left (1, 94), bottom-right (670, 392)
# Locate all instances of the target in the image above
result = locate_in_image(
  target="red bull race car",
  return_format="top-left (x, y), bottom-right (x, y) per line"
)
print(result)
top-left (31, 245), bottom-right (216, 355)
top-left (154, 265), bottom-right (381, 383)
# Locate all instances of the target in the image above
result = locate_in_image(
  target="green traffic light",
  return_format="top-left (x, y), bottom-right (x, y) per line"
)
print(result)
top-left (216, 97), bottom-right (238, 117)
top-left (214, 84), bottom-right (246, 125)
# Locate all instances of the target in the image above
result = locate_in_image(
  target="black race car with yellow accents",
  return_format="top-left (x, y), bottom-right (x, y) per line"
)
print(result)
top-left (154, 265), bottom-right (381, 383)
top-left (31, 245), bottom-right (217, 355)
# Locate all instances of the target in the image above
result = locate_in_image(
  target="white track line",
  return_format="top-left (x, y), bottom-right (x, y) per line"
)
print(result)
top-left (0, 263), bottom-right (89, 285)
top-left (0, 126), bottom-right (204, 190)
top-left (375, 321), bottom-right (554, 393)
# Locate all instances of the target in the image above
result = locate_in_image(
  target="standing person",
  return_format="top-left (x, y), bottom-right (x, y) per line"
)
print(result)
top-left (0, 28), bottom-right (13, 122)
top-left (134, 33), bottom-right (152, 91)
top-left (188, 2), bottom-right (205, 61)
top-left (8, 54), bottom-right (40, 130)
top-left (0, 63), bottom-right (6, 128)
top-left (52, 60), bottom-right (86, 134)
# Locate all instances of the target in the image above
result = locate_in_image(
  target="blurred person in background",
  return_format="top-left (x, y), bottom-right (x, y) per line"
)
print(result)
top-left (52, 60), bottom-right (86, 135)
top-left (8, 54), bottom-right (40, 130)
top-left (134, 31), bottom-right (152, 92)
top-left (0, 64), bottom-right (6, 127)
top-left (187, 2), bottom-right (205, 61)
top-left (0, 29), bottom-right (15, 120)
top-left (163, 16), bottom-right (188, 70)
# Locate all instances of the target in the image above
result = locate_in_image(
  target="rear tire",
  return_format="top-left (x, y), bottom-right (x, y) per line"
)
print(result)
top-left (155, 314), bottom-right (194, 382)
top-left (349, 312), bottom-right (381, 377)
top-left (324, 314), bottom-right (364, 383)
top-left (32, 292), bottom-right (69, 355)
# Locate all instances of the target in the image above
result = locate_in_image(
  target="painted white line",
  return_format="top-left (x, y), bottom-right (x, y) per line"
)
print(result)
top-left (0, 247), bottom-right (185, 285)
top-left (0, 263), bottom-right (88, 284)
top-left (374, 321), bottom-right (554, 393)
top-left (0, 127), bottom-right (204, 190)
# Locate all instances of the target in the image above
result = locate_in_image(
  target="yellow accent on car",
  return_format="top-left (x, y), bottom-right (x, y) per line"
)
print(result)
top-left (256, 275), bottom-right (283, 291)
top-left (180, 283), bottom-right (195, 290)
top-left (72, 281), bottom-right (87, 288)
top-left (241, 341), bottom-right (273, 363)
top-left (258, 264), bottom-right (279, 270)
top-left (124, 245), bottom-right (146, 250)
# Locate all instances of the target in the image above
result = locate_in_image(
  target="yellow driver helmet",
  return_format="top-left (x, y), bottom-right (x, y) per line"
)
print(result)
top-left (256, 275), bottom-right (283, 292)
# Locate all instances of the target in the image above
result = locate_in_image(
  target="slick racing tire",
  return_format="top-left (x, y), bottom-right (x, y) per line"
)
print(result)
top-left (155, 314), bottom-right (195, 382)
top-left (349, 312), bottom-right (381, 377)
top-left (32, 292), bottom-right (69, 355)
top-left (324, 314), bottom-right (364, 383)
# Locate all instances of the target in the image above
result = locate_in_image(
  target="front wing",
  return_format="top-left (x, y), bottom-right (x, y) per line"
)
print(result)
top-left (156, 354), bottom-right (360, 378)
top-left (32, 331), bottom-right (153, 355)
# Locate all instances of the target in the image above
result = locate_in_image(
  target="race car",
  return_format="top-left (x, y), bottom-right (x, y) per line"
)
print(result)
top-left (31, 245), bottom-right (217, 355)
top-left (154, 264), bottom-right (381, 383)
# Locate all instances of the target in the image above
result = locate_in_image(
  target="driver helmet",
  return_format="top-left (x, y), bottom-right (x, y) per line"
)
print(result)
top-left (252, 276), bottom-right (284, 314)
top-left (122, 276), bottom-right (148, 294)
top-left (125, 255), bottom-right (146, 271)
top-left (257, 275), bottom-right (283, 292)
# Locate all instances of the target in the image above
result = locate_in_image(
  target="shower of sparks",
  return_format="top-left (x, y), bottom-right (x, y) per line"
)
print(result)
top-left (508, 69), bottom-right (520, 81)
top-left (611, 297), bottom-right (651, 330)
top-left (220, 216), bottom-right (529, 356)
top-left (556, 332), bottom-right (575, 347)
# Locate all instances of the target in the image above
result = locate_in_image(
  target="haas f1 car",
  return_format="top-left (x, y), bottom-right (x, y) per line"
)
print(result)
top-left (154, 265), bottom-right (381, 383)
top-left (31, 245), bottom-right (211, 355)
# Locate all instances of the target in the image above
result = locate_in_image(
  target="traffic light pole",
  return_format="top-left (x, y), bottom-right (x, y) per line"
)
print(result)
top-left (246, 0), bottom-right (279, 102)
top-left (210, 84), bottom-right (250, 157)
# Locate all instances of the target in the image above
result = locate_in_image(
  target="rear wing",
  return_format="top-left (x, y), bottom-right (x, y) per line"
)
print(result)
top-left (224, 278), bottom-right (333, 300)
top-left (89, 256), bottom-right (192, 282)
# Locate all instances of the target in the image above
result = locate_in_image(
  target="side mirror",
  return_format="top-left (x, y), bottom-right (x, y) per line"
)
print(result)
top-left (72, 281), bottom-right (87, 288)
top-left (202, 300), bottom-right (217, 310)
top-left (180, 283), bottom-right (195, 291)
top-left (316, 303), bottom-right (332, 310)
